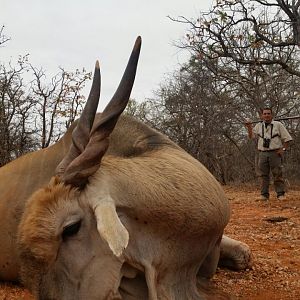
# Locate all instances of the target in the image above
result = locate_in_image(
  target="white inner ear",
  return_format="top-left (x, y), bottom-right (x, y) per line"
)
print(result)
top-left (93, 199), bottom-right (129, 257)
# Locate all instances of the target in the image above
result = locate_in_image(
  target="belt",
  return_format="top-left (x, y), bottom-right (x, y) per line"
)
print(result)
top-left (259, 149), bottom-right (279, 152)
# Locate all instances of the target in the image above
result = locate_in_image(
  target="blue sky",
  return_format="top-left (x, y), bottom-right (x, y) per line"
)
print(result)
top-left (1, 0), bottom-right (212, 109)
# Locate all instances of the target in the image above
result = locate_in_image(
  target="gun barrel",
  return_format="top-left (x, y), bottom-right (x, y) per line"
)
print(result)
top-left (250, 115), bottom-right (300, 124)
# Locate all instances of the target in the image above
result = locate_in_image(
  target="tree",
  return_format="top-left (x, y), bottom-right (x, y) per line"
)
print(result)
top-left (29, 65), bottom-right (91, 148)
top-left (0, 25), bottom-right (10, 47)
top-left (0, 47), bottom-right (91, 165)
top-left (137, 60), bottom-right (244, 183)
top-left (172, 0), bottom-right (300, 77)
top-left (143, 53), bottom-right (300, 183)
top-left (124, 99), bottom-right (151, 121)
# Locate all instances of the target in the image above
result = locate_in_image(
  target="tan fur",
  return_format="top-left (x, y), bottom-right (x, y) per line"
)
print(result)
top-left (17, 179), bottom-right (81, 293)
top-left (0, 115), bottom-right (251, 299)
top-left (219, 236), bottom-right (253, 270)
top-left (0, 37), bottom-right (252, 297)
top-left (89, 147), bottom-right (229, 233)
top-left (18, 178), bottom-right (78, 263)
top-left (0, 122), bottom-right (76, 281)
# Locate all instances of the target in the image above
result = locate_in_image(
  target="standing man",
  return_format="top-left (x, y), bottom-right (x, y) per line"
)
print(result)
top-left (245, 107), bottom-right (293, 200)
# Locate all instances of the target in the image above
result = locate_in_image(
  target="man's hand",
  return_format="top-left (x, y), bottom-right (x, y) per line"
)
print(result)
top-left (276, 148), bottom-right (285, 156)
top-left (244, 119), bottom-right (254, 139)
top-left (244, 119), bottom-right (252, 128)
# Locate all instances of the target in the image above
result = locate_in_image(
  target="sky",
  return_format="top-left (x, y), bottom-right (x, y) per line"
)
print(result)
top-left (1, 0), bottom-right (213, 110)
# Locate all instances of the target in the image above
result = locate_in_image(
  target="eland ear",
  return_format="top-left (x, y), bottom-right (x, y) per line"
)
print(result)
top-left (94, 200), bottom-right (129, 257)
top-left (60, 36), bottom-right (142, 188)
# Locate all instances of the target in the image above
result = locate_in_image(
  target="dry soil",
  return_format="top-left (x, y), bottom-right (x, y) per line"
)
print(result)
top-left (0, 184), bottom-right (299, 300)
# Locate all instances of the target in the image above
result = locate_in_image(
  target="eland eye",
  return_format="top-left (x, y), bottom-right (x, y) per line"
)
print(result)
top-left (62, 220), bottom-right (82, 240)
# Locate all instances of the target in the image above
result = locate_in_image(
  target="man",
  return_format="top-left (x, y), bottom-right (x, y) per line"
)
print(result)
top-left (245, 107), bottom-right (293, 200)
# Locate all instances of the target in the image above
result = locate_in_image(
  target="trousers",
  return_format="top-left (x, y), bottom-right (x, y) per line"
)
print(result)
top-left (257, 151), bottom-right (285, 197)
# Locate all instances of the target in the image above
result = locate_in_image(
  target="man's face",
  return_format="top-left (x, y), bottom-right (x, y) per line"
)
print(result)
top-left (261, 109), bottom-right (273, 123)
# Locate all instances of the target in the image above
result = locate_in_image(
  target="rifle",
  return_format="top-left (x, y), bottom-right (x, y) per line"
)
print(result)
top-left (247, 115), bottom-right (300, 124)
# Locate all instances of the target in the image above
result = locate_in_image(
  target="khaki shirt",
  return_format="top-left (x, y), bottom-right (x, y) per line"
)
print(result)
top-left (253, 121), bottom-right (293, 151)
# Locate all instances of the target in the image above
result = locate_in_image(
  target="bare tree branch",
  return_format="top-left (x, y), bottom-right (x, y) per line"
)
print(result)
top-left (172, 0), bottom-right (300, 77)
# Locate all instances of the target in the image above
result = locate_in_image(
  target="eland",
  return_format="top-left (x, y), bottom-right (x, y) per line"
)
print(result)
top-left (0, 37), bottom-right (251, 299)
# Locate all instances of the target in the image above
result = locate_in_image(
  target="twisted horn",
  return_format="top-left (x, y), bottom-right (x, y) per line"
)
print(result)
top-left (61, 36), bottom-right (142, 188)
top-left (55, 61), bottom-right (101, 177)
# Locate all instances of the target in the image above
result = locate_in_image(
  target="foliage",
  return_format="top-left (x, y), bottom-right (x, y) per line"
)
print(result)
top-left (130, 0), bottom-right (300, 183)
top-left (172, 0), bottom-right (300, 77)
top-left (29, 65), bottom-right (91, 148)
top-left (0, 34), bottom-right (91, 166)
top-left (131, 58), bottom-right (300, 183)
top-left (0, 56), bottom-right (36, 165)
top-left (133, 0), bottom-right (299, 183)
top-left (0, 25), bottom-right (10, 46)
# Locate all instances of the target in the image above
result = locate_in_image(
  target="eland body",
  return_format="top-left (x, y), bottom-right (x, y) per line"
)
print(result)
top-left (0, 37), bottom-right (251, 299)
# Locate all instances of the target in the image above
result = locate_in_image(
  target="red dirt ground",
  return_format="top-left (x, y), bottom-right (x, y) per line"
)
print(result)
top-left (0, 184), bottom-right (299, 300)
top-left (213, 184), bottom-right (300, 300)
